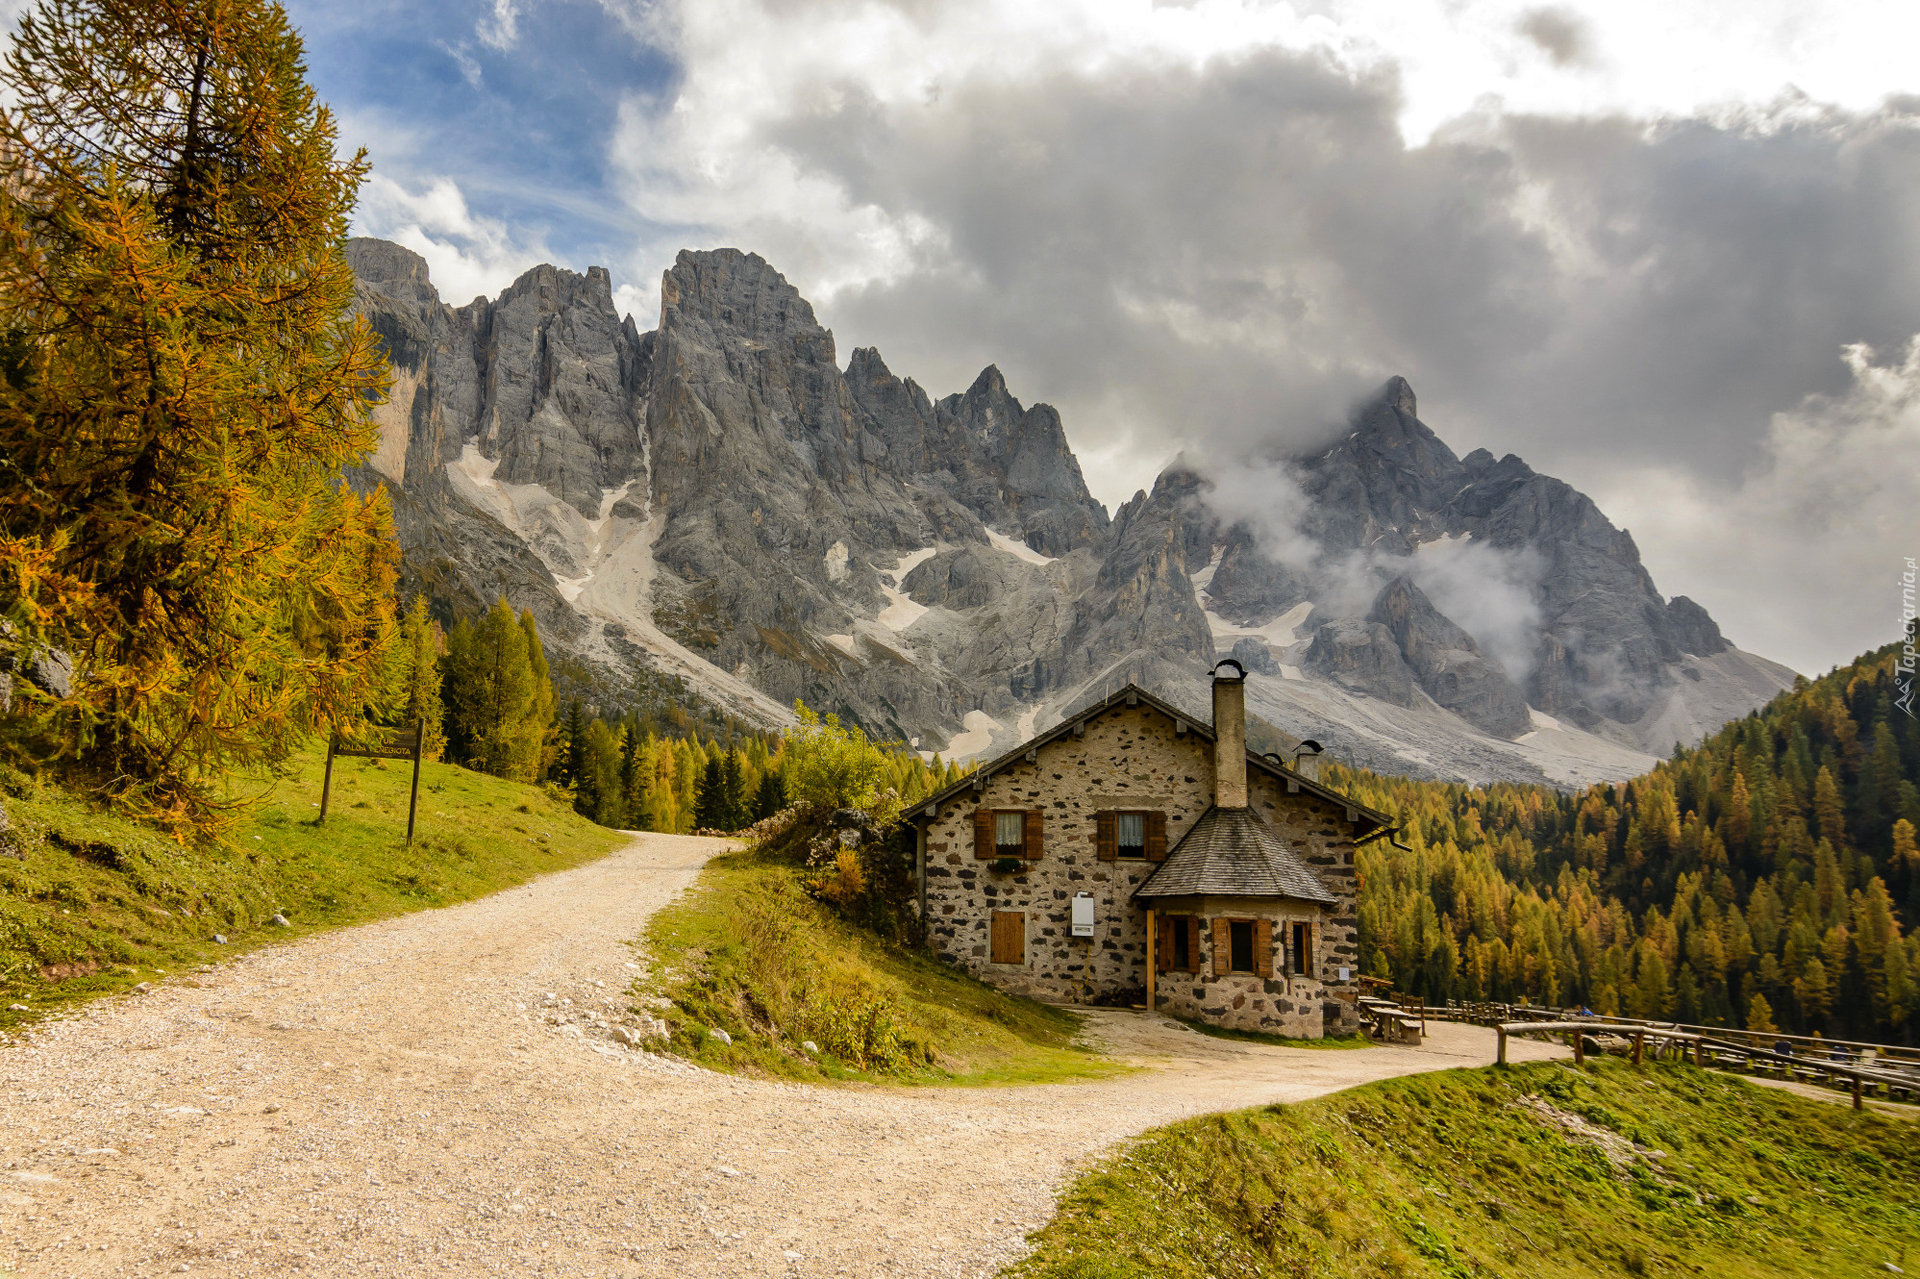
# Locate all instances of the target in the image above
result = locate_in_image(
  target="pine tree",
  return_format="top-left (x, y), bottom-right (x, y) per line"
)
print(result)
top-left (619, 718), bottom-right (643, 824)
top-left (1746, 992), bottom-right (1778, 1033)
top-left (391, 597), bottom-right (445, 760)
top-left (719, 749), bottom-right (745, 831)
top-left (561, 700), bottom-right (587, 789)
top-left (692, 755), bottom-right (724, 830)
top-left (520, 609), bottom-right (556, 778)
top-left (754, 770), bottom-right (787, 822)
top-left (442, 598), bottom-right (544, 782)
top-left (0, 0), bottom-right (396, 830)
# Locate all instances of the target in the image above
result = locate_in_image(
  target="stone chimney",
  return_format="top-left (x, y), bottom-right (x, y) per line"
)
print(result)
top-left (1293, 739), bottom-right (1324, 783)
top-left (1212, 659), bottom-right (1247, 808)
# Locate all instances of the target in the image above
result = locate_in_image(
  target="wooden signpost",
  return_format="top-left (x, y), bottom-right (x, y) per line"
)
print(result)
top-left (320, 720), bottom-right (426, 844)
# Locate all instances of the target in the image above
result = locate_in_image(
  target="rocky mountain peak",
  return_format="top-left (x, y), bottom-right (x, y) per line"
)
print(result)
top-left (344, 240), bottom-right (1791, 788)
top-left (1382, 374), bottom-right (1418, 418)
top-left (1341, 376), bottom-right (1464, 486)
top-left (486, 261), bottom-right (619, 320)
top-left (346, 238), bottom-right (441, 309)
top-left (660, 248), bottom-right (826, 352)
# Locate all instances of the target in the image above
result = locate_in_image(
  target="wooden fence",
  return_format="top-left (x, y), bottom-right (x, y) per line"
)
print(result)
top-left (1396, 996), bottom-right (1920, 1109)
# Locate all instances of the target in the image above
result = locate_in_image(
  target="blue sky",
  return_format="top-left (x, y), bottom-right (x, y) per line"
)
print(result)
top-left (290, 0), bottom-right (676, 297)
top-left (280, 0), bottom-right (1920, 674)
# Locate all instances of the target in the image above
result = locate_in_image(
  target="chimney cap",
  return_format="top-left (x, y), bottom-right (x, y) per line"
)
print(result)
top-left (1212, 658), bottom-right (1246, 682)
top-left (1296, 739), bottom-right (1323, 754)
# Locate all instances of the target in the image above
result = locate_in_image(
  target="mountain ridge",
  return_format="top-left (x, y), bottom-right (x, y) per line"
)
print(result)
top-left (344, 238), bottom-right (1794, 787)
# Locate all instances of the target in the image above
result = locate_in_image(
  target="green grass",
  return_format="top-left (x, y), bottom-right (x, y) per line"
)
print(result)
top-left (0, 747), bottom-right (625, 1026)
top-left (1008, 1059), bottom-right (1919, 1279)
top-left (1181, 1019), bottom-right (1373, 1050)
top-left (643, 843), bottom-right (1128, 1086)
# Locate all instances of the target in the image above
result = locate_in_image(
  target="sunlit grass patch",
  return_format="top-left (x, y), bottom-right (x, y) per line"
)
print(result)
top-left (0, 747), bottom-right (625, 1025)
top-left (1008, 1058), bottom-right (1920, 1278)
top-left (643, 843), bottom-right (1127, 1087)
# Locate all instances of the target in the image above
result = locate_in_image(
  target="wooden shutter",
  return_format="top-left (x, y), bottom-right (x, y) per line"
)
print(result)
top-left (1024, 809), bottom-right (1044, 859)
top-left (975, 807), bottom-right (994, 858)
top-left (991, 910), bottom-right (1026, 964)
top-left (1255, 919), bottom-right (1273, 979)
top-left (1096, 811), bottom-right (1117, 861)
top-left (1211, 917), bottom-right (1230, 977)
top-left (1186, 916), bottom-right (1201, 973)
top-left (1301, 920), bottom-right (1314, 976)
top-left (1156, 914), bottom-right (1172, 971)
top-left (1145, 811), bottom-right (1168, 861)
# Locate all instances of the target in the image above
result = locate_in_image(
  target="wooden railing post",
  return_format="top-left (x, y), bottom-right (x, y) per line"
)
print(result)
top-left (1497, 1026), bottom-right (1507, 1066)
top-left (1573, 1030), bottom-right (1585, 1066)
top-left (1633, 1031), bottom-right (1643, 1066)
top-left (1853, 1076), bottom-right (1863, 1111)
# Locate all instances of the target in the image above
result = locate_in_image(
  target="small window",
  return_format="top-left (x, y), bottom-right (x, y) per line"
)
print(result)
top-left (994, 811), bottom-right (1025, 858)
top-left (1230, 920), bottom-right (1255, 973)
top-left (991, 910), bottom-right (1026, 964)
top-left (1292, 921), bottom-right (1311, 976)
top-left (1116, 812), bottom-right (1146, 858)
top-left (1172, 918), bottom-right (1191, 971)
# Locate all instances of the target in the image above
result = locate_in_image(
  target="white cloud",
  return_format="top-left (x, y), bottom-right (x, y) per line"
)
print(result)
top-left (476, 0), bottom-right (521, 51)
top-left (1408, 536), bottom-right (1546, 682)
top-left (1599, 338), bottom-right (1920, 675)
top-left (354, 174), bottom-right (547, 304)
top-left (440, 39), bottom-right (483, 88)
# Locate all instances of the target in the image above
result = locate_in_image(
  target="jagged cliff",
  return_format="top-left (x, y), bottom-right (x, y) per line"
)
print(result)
top-left (345, 240), bottom-right (1793, 786)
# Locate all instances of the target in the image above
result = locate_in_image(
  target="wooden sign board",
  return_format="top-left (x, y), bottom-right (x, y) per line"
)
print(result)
top-left (331, 726), bottom-right (421, 760)
top-left (320, 720), bottom-right (426, 843)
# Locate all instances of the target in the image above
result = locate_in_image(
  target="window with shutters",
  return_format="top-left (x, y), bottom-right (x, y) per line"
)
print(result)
top-left (1098, 809), bottom-right (1166, 861)
top-left (994, 811), bottom-right (1025, 858)
top-left (991, 910), bottom-right (1026, 964)
top-left (1229, 920), bottom-right (1255, 973)
top-left (1292, 921), bottom-right (1311, 975)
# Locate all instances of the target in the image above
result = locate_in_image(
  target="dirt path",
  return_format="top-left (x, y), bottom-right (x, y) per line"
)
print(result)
top-left (0, 833), bottom-right (1565, 1279)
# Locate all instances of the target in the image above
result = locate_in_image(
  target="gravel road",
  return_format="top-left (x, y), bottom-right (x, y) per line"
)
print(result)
top-left (0, 832), bottom-right (1564, 1279)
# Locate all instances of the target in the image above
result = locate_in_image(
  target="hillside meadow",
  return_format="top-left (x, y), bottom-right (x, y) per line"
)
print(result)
top-left (0, 747), bottom-right (626, 1026)
top-left (1008, 1059), bottom-right (1919, 1279)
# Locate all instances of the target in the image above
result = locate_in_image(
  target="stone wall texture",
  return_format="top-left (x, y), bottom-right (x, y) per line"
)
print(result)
top-left (917, 695), bottom-right (1363, 1036)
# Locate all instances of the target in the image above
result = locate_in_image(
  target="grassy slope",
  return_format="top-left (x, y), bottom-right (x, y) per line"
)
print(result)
top-left (644, 844), bottom-right (1126, 1086)
top-left (1010, 1059), bottom-right (1919, 1279)
top-left (0, 746), bottom-right (625, 1027)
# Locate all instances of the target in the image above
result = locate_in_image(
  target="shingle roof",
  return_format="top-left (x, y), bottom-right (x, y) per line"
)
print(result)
top-left (909, 682), bottom-right (1392, 840)
top-left (1132, 805), bottom-right (1338, 904)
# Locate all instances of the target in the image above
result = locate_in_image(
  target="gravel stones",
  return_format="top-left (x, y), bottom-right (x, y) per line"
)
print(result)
top-left (0, 829), bottom-right (1568, 1279)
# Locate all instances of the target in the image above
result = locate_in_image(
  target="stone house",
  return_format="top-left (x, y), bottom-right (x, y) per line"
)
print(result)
top-left (910, 660), bottom-right (1393, 1037)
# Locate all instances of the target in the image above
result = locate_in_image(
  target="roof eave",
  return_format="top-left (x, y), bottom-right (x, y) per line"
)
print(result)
top-left (908, 681), bottom-right (1394, 838)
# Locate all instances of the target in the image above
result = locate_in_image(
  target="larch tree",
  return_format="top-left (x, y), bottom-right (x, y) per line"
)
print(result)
top-left (0, 0), bottom-right (397, 832)
top-left (390, 596), bottom-right (444, 760)
top-left (441, 598), bottom-right (548, 783)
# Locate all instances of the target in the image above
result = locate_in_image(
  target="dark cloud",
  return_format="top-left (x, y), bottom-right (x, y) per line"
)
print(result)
top-left (727, 48), bottom-right (1920, 668)
top-left (1517, 7), bottom-right (1592, 66)
top-left (768, 53), bottom-right (1920, 496)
